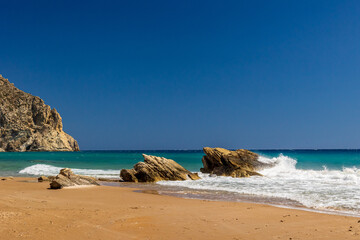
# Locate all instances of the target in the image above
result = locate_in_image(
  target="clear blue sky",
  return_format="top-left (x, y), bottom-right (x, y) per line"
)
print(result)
top-left (1, 0), bottom-right (360, 150)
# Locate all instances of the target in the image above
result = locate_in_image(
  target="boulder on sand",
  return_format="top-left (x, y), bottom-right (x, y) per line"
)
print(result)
top-left (120, 154), bottom-right (200, 183)
top-left (38, 176), bottom-right (55, 182)
top-left (50, 168), bottom-right (99, 189)
top-left (200, 147), bottom-right (265, 178)
top-left (38, 176), bottom-right (49, 182)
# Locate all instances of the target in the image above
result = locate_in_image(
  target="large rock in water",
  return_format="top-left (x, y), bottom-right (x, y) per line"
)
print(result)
top-left (200, 147), bottom-right (263, 177)
top-left (0, 74), bottom-right (79, 152)
top-left (120, 154), bottom-right (201, 182)
top-left (50, 168), bottom-right (99, 189)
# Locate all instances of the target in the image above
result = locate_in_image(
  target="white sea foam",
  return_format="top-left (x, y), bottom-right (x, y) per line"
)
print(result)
top-left (158, 154), bottom-right (360, 215)
top-left (19, 164), bottom-right (119, 178)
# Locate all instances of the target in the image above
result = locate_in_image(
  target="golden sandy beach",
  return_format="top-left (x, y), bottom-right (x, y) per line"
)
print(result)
top-left (0, 178), bottom-right (359, 240)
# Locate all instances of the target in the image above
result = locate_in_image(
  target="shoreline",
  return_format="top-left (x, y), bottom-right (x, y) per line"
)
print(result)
top-left (3, 175), bottom-right (360, 218)
top-left (2, 149), bottom-right (360, 217)
top-left (1, 177), bottom-right (359, 239)
top-left (101, 181), bottom-right (360, 218)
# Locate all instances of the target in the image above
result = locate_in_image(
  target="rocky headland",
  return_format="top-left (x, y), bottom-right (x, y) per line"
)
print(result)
top-left (121, 154), bottom-right (200, 182)
top-left (201, 147), bottom-right (265, 177)
top-left (0, 74), bottom-right (79, 152)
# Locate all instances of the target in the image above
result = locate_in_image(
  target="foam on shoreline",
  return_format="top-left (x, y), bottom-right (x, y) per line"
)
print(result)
top-left (157, 154), bottom-right (360, 216)
top-left (19, 164), bottom-right (119, 178)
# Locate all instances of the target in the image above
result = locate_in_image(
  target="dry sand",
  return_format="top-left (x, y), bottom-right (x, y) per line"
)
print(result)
top-left (0, 177), bottom-right (359, 240)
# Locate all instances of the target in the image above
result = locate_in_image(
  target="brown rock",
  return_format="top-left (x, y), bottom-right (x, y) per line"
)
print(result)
top-left (50, 168), bottom-right (99, 189)
top-left (0, 74), bottom-right (79, 152)
top-left (48, 176), bottom-right (56, 181)
top-left (38, 176), bottom-right (49, 182)
top-left (119, 168), bottom-right (139, 182)
top-left (200, 147), bottom-right (264, 177)
top-left (38, 176), bottom-right (55, 182)
top-left (120, 154), bottom-right (201, 182)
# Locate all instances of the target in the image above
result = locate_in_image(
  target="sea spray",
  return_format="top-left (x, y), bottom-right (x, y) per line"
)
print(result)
top-left (158, 154), bottom-right (360, 215)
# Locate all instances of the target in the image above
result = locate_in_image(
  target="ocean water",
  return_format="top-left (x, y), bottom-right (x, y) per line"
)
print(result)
top-left (0, 151), bottom-right (204, 178)
top-left (1, 150), bottom-right (359, 216)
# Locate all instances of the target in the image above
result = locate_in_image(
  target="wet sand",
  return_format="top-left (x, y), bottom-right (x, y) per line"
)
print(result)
top-left (0, 177), bottom-right (359, 239)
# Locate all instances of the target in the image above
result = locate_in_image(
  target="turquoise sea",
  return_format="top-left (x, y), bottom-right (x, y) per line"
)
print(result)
top-left (1, 150), bottom-right (360, 176)
top-left (1, 150), bottom-right (360, 216)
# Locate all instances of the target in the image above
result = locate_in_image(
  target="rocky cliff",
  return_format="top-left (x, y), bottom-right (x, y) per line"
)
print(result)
top-left (0, 74), bottom-right (79, 152)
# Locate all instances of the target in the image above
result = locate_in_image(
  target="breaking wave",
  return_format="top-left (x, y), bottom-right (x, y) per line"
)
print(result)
top-left (158, 154), bottom-right (360, 215)
top-left (19, 164), bottom-right (119, 178)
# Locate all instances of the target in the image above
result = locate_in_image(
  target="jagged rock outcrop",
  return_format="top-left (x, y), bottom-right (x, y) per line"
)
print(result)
top-left (200, 147), bottom-right (264, 177)
top-left (0, 74), bottom-right (79, 152)
top-left (120, 154), bottom-right (201, 182)
top-left (50, 168), bottom-right (99, 189)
